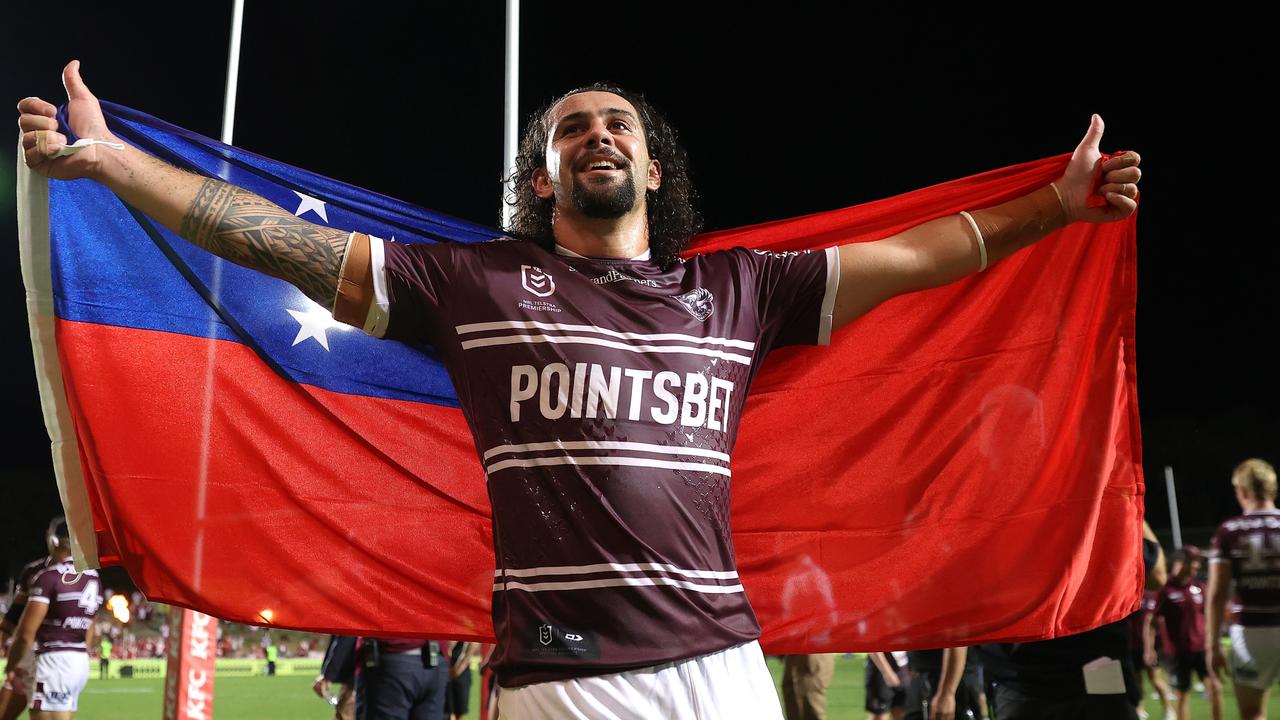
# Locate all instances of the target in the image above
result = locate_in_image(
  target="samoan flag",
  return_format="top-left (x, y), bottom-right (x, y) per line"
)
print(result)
top-left (18, 101), bottom-right (1144, 650)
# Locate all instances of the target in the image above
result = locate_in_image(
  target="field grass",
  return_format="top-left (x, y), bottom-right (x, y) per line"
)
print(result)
top-left (71, 655), bottom-right (1277, 719)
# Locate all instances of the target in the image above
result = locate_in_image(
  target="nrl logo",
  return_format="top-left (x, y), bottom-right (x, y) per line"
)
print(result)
top-left (521, 265), bottom-right (556, 297)
top-left (538, 624), bottom-right (554, 646)
top-left (675, 288), bottom-right (714, 321)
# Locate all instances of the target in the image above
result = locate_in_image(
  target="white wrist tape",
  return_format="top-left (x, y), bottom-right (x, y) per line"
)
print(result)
top-left (52, 138), bottom-right (125, 158)
top-left (959, 210), bottom-right (987, 272)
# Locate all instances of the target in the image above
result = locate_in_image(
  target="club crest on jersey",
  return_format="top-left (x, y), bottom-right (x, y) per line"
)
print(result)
top-left (675, 288), bottom-right (714, 321)
top-left (538, 624), bottom-right (554, 646)
top-left (521, 266), bottom-right (556, 298)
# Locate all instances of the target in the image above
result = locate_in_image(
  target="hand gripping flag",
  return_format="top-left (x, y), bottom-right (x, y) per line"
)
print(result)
top-left (18, 102), bottom-right (1143, 650)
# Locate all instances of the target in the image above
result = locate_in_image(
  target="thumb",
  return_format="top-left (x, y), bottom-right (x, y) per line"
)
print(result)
top-left (62, 59), bottom-right (96, 101)
top-left (1075, 113), bottom-right (1105, 155)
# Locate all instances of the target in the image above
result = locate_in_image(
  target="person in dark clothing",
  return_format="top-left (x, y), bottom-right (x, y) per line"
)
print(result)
top-left (314, 635), bottom-right (357, 720)
top-left (976, 521), bottom-right (1167, 720)
top-left (443, 641), bottom-right (473, 720)
top-left (866, 652), bottom-right (910, 720)
top-left (904, 647), bottom-right (982, 720)
top-left (356, 637), bottom-right (448, 720)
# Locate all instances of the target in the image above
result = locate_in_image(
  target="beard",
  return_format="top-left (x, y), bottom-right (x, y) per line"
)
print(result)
top-left (571, 171), bottom-right (637, 219)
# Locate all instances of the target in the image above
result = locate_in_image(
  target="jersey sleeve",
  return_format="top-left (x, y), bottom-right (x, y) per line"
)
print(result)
top-left (1150, 588), bottom-right (1169, 619)
top-left (1208, 522), bottom-right (1232, 564)
top-left (332, 232), bottom-right (463, 344)
top-left (26, 569), bottom-right (55, 605)
top-left (734, 246), bottom-right (840, 351)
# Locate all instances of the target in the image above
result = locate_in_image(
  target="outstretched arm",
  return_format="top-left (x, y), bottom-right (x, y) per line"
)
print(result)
top-left (832, 115), bottom-right (1142, 330)
top-left (18, 61), bottom-right (349, 309)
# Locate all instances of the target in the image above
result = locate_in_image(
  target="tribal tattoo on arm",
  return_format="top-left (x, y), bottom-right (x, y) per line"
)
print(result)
top-left (179, 179), bottom-right (350, 309)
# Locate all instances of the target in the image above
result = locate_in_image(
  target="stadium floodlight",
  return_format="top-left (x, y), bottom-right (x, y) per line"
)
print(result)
top-left (108, 593), bottom-right (130, 623)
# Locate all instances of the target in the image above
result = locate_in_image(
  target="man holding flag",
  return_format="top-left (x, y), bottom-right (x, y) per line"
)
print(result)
top-left (17, 61), bottom-right (1141, 719)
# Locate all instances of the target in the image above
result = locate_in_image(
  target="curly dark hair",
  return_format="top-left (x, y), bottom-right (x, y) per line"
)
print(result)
top-left (505, 83), bottom-right (702, 268)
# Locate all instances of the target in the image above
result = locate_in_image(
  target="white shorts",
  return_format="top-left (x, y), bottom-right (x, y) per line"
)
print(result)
top-left (1229, 624), bottom-right (1280, 689)
top-left (499, 641), bottom-right (783, 720)
top-left (29, 651), bottom-right (89, 712)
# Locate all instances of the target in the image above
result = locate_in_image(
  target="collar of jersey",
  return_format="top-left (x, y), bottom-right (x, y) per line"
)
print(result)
top-left (554, 243), bottom-right (651, 262)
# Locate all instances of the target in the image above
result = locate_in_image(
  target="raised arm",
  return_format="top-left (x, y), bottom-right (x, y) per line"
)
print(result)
top-left (18, 61), bottom-right (349, 309)
top-left (832, 115), bottom-right (1142, 330)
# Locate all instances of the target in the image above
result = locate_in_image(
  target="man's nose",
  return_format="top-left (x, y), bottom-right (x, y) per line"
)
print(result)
top-left (584, 120), bottom-right (614, 147)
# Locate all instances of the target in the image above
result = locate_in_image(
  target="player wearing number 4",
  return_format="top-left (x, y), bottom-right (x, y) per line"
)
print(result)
top-left (2, 519), bottom-right (102, 720)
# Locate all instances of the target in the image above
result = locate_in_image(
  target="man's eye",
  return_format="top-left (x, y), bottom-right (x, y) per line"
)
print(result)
top-left (610, 122), bottom-right (630, 132)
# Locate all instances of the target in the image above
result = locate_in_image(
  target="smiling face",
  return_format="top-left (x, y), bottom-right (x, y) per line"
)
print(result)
top-left (533, 91), bottom-right (662, 222)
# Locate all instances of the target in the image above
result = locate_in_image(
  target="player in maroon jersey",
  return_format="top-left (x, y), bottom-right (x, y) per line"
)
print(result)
top-left (0, 550), bottom-right (54, 720)
top-left (2, 519), bottom-right (101, 719)
top-left (1207, 459), bottom-right (1280, 720)
top-left (1145, 546), bottom-right (1222, 720)
top-left (19, 63), bottom-right (1142, 718)
top-left (1132, 589), bottom-right (1173, 720)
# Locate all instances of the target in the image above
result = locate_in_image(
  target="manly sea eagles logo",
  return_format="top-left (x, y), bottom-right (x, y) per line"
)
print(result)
top-left (675, 288), bottom-right (714, 321)
top-left (521, 265), bottom-right (556, 297)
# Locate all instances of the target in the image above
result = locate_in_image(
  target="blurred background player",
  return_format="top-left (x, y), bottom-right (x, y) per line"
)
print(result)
top-left (1206, 458), bottom-right (1280, 720)
top-left (1145, 546), bottom-right (1222, 720)
top-left (313, 635), bottom-right (356, 720)
top-left (1131, 588), bottom-right (1173, 720)
top-left (2, 518), bottom-right (101, 719)
top-left (782, 653), bottom-right (837, 720)
top-left (904, 647), bottom-right (982, 720)
top-left (356, 637), bottom-right (448, 720)
top-left (0, 526), bottom-right (58, 720)
top-left (977, 520), bottom-right (1167, 720)
top-left (444, 641), bottom-right (475, 720)
top-left (265, 636), bottom-right (278, 676)
top-left (866, 651), bottom-right (910, 720)
top-left (95, 637), bottom-right (110, 682)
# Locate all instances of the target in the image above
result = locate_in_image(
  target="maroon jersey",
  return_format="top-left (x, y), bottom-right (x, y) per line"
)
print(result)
top-left (349, 237), bottom-right (837, 686)
top-left (26, 559), bottom-right (101, 654)
top-left (1151, 578), bottom-right (1206, 654)
top-left (1137, 589), bottom-right (1171, 653)
top-left (3, 556), bottom-right (53, 625)
top-left (1209, 509), bottom-right (1280, 626)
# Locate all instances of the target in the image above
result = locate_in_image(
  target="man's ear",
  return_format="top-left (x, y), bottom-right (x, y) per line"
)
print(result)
top-left (647, 160), bottom-right (662, 192)
top-left (533, 167), bottom-right (555, 200)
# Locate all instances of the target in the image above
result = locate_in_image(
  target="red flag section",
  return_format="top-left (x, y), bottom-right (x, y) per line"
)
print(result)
top-left (694, 153), bottom-right (1143, 650)
top-left (38, 150), bottom-right (1141, 651)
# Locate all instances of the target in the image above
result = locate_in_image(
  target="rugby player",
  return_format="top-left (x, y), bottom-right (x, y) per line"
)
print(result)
top-left (1133, 588), bottom-right (1174, 720)
top-left (18, 61), bottom-right (1142, 718)
top-left (2, 519), bottom-right (101, 720)
top-left (866, 651), bottom-right (910, 720)
top-left (0, 544), bottom-right (55, 720)
top-left (1206, 459), bottom-right (1280, 720)
top-left (1145, 546), bottom-right (1222, 720)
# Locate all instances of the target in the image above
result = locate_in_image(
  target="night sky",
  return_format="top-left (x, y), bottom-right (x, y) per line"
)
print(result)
top-left (1, 4), bottom-right (1272, 582)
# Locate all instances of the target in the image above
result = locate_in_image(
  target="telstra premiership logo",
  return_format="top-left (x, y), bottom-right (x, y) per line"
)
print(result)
top-left (521, 266), bottom-right (556, 297)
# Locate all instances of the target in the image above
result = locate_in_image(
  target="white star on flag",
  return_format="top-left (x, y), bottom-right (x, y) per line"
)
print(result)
top-left (293, 191), bottom-right (329, 223)
top-left (286, 306), bottom-right (343, 351)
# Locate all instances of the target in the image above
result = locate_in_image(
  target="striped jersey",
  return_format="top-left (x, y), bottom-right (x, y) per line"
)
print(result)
top-left (25, 559), bottom-right (101, 653)
top-left (3, 556), bottom-right (52, 627)
top-left (339, 236), bottom-right (838, 686)
top-left (1209, 509), bottom-right (1280, 626)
